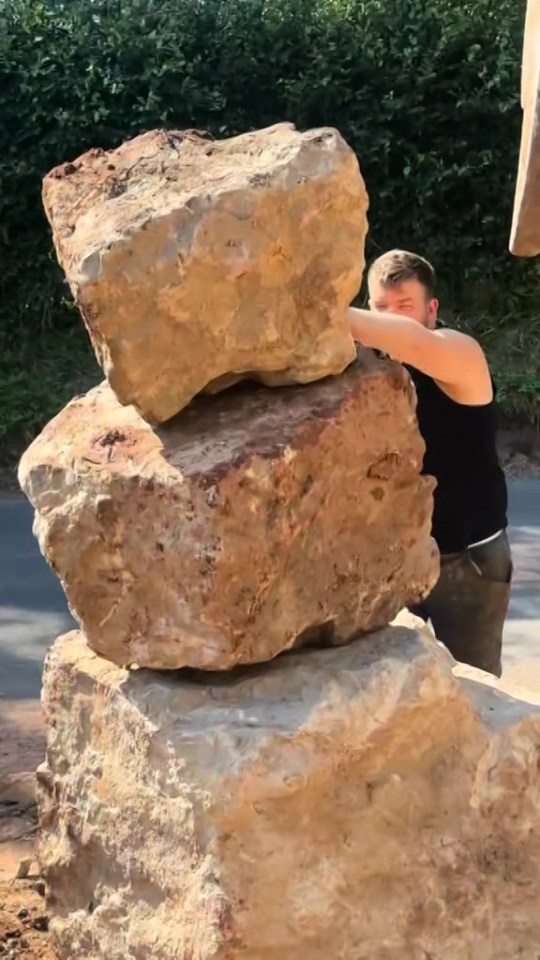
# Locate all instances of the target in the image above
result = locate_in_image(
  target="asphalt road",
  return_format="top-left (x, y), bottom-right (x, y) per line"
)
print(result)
top-left (1, 496), bottom-right (75, 701)
top-left (0, 480), bottom-right (539, 701)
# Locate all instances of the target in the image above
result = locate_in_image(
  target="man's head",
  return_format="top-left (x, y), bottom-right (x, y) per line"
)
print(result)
top-left (367, 249), bottom-right (438, 329)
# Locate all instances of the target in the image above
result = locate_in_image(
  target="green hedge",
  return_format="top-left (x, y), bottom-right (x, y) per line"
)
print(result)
top-left (0, 0), bottom-right (536, 348)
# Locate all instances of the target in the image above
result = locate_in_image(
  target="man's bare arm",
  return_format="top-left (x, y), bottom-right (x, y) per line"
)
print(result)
top-left (347, 307), bottom-right (492, 399)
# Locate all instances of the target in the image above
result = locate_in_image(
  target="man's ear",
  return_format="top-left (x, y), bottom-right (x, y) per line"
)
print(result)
top-left (428, 297), bottom-right (439, 323)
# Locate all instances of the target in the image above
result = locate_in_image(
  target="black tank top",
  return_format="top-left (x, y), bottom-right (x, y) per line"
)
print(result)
top-left (407, 367), bottom-right (508, 553)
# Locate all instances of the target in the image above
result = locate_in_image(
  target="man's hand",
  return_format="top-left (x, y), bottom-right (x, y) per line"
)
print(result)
top-left (348, 307), bottom-right (492, 405)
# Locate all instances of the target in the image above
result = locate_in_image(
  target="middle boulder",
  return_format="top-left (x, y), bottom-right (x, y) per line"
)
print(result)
top-left (19, 351), bottom-right (438, 671)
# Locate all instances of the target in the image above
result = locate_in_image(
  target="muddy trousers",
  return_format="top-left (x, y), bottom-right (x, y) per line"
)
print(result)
top-left (410, 531), bottom-right (512, 678)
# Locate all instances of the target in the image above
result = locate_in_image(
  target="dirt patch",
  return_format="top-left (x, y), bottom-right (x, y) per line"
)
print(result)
top-left (0, 880), bottom-right (55, 959)
top-left (0, 704), bottom-right (53, 958)
top-left (0, 701), bottom-right (45, 885)
top-left (0, 703), bottom-right (45, 783)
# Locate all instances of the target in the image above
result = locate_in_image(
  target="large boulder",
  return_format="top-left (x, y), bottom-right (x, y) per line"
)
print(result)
top-left (43, 123), bottom-right (368, 422)
top-left (38, 613), bottom-right (540, 960)
top-left (19, 351), bottom-right (437, 671)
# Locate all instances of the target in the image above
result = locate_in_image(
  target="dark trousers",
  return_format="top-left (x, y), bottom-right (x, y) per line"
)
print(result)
top-left (410, 531), bottom-right (512, 678)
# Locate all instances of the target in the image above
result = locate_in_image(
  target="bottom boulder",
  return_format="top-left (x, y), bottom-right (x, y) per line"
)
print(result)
top-left (39, 613), bottom-right (540, 959)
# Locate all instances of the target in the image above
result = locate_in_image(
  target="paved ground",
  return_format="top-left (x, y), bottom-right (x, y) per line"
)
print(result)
top-left (500, 479), bottom-right (540, 686)
top-left (0, 498), bottom-right (74, 702)
top-left (1, 482), bottom-right (539, 704)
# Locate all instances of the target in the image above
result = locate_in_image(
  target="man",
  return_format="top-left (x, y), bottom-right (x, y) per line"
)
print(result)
top-left (348, 249), bottom-right (511, 677)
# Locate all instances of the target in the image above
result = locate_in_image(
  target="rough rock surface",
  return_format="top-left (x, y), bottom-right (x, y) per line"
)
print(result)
top-left (38, 612), bottom-right (540, 960)
top-left (43, 123), bottom-right (368, 422)
top-left (510, 0), bottom-right (540, 256)
top-left (19, 351), bottom-right (437, 670)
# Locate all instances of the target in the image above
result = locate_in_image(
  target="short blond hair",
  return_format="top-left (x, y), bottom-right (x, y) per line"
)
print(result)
top-left (368, 249), bottom-right (436, 298)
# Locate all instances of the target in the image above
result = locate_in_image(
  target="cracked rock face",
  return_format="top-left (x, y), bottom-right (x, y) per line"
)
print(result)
top-left (43, 122), bottom-right (368, 422)
top-left (38, 613), bottom-right (540, 960)
top-left (18, 350), bottom-right (437, 670)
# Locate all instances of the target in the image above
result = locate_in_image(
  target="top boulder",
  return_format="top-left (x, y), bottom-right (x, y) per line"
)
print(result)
top-left (43, 123), bottom-right (368, 423)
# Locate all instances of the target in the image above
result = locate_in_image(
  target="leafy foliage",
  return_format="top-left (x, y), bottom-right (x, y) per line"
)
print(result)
top-left (0, 0), bottom-right (539, 465)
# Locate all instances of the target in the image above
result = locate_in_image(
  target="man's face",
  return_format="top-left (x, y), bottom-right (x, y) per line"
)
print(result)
top-left (368, 278), bottom-right (438, 330)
